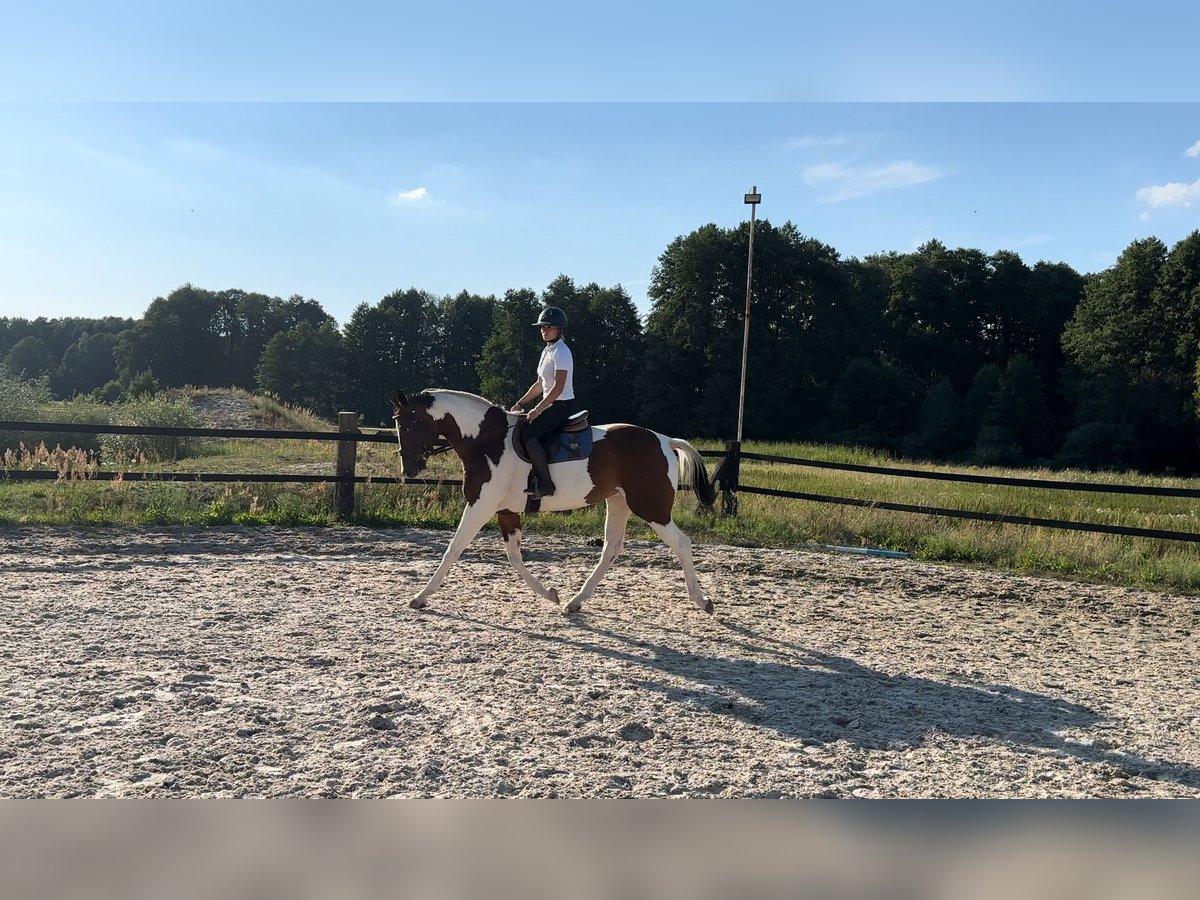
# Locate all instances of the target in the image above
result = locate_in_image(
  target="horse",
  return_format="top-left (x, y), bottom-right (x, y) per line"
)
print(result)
top-left (387, 389), bottom-right (717, 614)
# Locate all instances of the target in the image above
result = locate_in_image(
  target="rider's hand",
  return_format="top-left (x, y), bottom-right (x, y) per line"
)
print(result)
top-left (510, 404), bottom-right (525, 414)
top-left (527, 406), bottom-right (542, 421)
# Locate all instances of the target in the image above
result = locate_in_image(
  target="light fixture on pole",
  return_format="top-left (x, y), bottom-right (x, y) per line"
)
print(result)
top-left (718, 186), bottom-right (761, 518)
top-left (736, 186), bottom-right (761, 443)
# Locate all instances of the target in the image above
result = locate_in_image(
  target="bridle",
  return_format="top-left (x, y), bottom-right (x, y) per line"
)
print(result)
top-left (391, 411), bottom-right (523, 468)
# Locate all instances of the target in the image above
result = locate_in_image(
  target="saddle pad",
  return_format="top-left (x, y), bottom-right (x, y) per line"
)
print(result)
top-left (548, 427), bottom-right (593, 464)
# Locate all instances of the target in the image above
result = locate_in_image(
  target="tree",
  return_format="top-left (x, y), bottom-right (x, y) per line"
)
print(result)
top-left (256, 321), bottom-right (345, 417)
top-left (1061, 237), bottom-right (1195, 471)
top-left (342, 288), bottom-right (439, 425)
top-left (739, 224), bottom-right (863, 438)
top-left (578, 282), bottom-right (643, 423)
top-left (1159, 231), bottom-right (1200, 410)
top-left (0, 315), bottom-right (133, 376)
top-left (974, 355), bottom-right (1056, 464)
top-left (113, 285), bottom-right (336, 392)
top-left (1022, 260), bottom-right (1084, 395)
top-left (54, 331), bottom-right (119, 398)
top-left (541, 274), bottom-right (598, 341)
top-left (904, 380), bottom-right (967, 459)
top-left (640, 224), bottom-right (734, 435)
top-left (963, 363), bottom-right (1003, 446)
top-left (115, 284), bottom-right (227, 388)
top-left (641, 220), bottom-right (880, 439)
top-left (478, 288), bottom-right (542, 405)
top-left (125, 370), bottom-right (161, 398)
top-left (824, 358), bottom-right (918, 450)
top-left (1062, 238), bottom-right (1171, 382)
top-left (220, 290), bottom-right (335, 390)
top-left (867, 242), bottom-right (993, 393)
top-left (3, 336), bottom-right (54, 380)
top-left (430, 291), bottom-right (496, 394)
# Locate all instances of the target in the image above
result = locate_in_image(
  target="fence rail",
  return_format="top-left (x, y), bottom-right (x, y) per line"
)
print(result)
top-left (1, 469), bottom-right (455, 487)
top-left (735, 485), bottom-right (1200, 544)
top-left (1, 416), bottom-right (414, 518)
top-left (702, 444), bottom-right (1200, 544)
top-left (728, 449), bottom-right (1200, 499)
top-left (3, 418), bottom-right (1199, 543)
top-left (0, 419), bottom-right (396, 444)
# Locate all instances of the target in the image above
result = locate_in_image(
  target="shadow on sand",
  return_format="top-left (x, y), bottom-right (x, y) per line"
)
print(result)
top-left (426, 608), bottom-right (1200, 791)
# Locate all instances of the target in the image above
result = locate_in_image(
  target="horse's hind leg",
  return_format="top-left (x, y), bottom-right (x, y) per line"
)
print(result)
top-left (566, 494), bottom-right (632, 614)
top-left (497, 510), bottom-right (559, 604)
top-left (649, 519), bottom-right (712, 614)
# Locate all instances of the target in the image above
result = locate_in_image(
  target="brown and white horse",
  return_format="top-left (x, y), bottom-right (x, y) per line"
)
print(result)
top-left (387, 389), bottom-right (716, 614)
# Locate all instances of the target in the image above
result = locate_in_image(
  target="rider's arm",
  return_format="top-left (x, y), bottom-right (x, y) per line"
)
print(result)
top-left (514, 380), bottom-right (543, 410)
top-left (529, 371), bottom-right (567, 418)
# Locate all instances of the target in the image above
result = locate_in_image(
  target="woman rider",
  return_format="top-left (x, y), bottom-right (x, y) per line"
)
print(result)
top-left (510, 306), bottom-right (579, 498)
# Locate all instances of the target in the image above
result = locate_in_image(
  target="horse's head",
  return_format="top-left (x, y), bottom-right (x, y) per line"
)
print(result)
top-left (387, 389), bottom-right (442, 479)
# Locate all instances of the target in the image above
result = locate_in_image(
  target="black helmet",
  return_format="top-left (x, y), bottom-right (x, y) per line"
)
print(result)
top-left (532, 306), bottom-right (568, 328)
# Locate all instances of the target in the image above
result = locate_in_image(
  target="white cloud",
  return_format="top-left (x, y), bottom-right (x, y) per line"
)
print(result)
top-left (1136, 179), bottom-right (1200, 209)
top-left (1186, 140), bottom-right (1200, 158)
top-left (787, 135), bottom-right (848, 150)
top-left (392, 187), bottom-right (429, 203)
top-left (803, 160), bottom-right (943, 201)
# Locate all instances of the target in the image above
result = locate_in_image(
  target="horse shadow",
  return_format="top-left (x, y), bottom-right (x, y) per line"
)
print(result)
top-left (428, 609), bottom-right (1200, 791)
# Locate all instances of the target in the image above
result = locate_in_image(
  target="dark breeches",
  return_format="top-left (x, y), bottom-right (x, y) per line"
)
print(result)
top-left (523, 399), bottom-right (580, 441)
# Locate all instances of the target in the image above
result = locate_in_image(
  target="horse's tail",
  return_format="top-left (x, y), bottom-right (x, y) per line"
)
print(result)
top-left (669, 438), bottom-right (716, 512)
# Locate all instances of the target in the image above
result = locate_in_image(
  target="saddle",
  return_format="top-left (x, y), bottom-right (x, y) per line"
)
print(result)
top-left (512, 410), bottom-right (593, 465)
top-left (514, 410), bottom-right (593, 514)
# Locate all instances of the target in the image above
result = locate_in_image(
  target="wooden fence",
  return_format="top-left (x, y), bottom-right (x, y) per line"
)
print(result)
top-left (3, 418), bottom-right (1200, 543)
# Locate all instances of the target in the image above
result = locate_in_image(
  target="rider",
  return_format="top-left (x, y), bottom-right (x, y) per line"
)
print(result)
top-left (511, 306), bottom-right (580, 498)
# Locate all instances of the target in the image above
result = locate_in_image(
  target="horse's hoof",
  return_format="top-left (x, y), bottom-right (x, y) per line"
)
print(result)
top-left (564, 596), bottom-right (583, 614)
top-left (547, 588), bottom-right (560, 604)
top-left (409, 597), bottom-right (428, 609)
top-left (700, 599), bottom-right (714, 615)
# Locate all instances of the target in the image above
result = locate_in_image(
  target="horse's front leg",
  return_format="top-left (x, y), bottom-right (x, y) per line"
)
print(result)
top-left (410, 502), bottom-right (493, 609)
top-left (496, 510), bottom-right (559, 604)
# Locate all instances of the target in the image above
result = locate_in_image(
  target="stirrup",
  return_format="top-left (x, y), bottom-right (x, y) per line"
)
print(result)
top-left (526, 478), bottom-right (555, 498)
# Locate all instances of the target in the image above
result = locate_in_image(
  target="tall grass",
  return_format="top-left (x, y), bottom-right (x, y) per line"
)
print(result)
top-left (686, 439), bottom-right (1200, 592)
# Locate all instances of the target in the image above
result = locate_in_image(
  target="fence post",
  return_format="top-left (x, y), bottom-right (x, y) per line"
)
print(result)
top-left (335, 411), bottom-right (359, 521)
top-left (717, 439), bottom-right (741, 517)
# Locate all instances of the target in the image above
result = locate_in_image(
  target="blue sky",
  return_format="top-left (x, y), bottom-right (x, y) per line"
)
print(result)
top-left (1, 4), bottom-right (1198, 325)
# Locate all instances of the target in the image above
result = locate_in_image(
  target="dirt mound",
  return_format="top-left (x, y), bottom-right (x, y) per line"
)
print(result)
top-left (188, 391), bottom-right (261, 430)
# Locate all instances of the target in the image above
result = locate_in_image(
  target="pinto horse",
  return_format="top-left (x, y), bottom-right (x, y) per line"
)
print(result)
top-left (387, 389), bottom-right (716, 614)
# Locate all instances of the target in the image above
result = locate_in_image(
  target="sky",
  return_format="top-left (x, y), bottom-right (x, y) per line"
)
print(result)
top-left (1, 3), bottom-right (1198, 326)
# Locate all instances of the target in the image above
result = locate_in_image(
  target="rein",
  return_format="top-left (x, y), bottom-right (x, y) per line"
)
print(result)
top-left (393, 413), bottom-right (523, 462)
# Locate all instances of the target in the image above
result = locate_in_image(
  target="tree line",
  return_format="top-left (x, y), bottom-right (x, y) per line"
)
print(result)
top-left (4, 223), bottom-right (1200, 473)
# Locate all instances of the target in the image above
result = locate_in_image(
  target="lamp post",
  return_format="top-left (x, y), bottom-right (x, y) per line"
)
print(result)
top-left (736, 186), bottom-right (760, 443)
top-left (720, 186), bottom-right (761, 518)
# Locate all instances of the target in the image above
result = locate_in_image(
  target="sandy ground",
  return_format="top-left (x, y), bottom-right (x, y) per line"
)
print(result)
top-left (2, 524), bottom-right (1199, 798)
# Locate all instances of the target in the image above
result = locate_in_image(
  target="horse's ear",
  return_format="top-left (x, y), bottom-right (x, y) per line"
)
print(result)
top-left (387, 389), bottom-right (407, 410)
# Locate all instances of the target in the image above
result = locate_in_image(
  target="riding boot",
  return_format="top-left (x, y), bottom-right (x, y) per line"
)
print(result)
top-left (525, 437), bottom-right (556, 497)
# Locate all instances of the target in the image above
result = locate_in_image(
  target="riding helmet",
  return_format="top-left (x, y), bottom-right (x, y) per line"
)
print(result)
top-left (532, 306), bottom-right (568, 328)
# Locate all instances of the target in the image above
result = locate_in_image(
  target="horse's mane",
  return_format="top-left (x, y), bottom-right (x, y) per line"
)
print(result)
top-left (420, 389), bottom-right (506, 412)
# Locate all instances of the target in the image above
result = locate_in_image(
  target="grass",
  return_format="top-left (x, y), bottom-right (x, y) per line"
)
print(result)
top-left (4, 390), bottom-right (1200, 593)
top-left (686, 438), bottom-right (1200, 592)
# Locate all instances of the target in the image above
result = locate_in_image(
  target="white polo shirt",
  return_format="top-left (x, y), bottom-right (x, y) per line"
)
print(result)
top-left (537, 339), bottom-right (575, 401)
